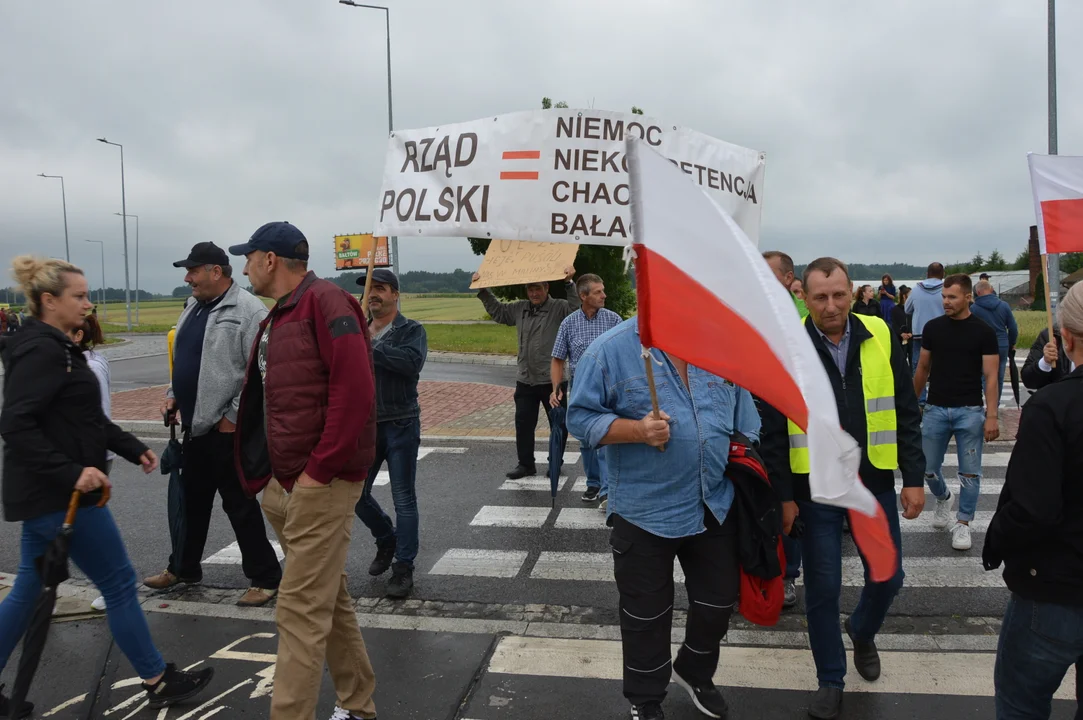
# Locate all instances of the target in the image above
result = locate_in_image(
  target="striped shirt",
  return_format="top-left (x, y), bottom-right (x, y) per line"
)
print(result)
top-left (552, 308), bottom-right (623, 377)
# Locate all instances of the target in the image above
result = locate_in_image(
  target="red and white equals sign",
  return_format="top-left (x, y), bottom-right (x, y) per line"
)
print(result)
top-left (500, 150), bottom-right (540, 180)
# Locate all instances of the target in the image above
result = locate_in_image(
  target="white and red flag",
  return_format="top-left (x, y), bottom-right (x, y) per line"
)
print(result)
top-left (1029, 153), bottom-right (1083, 255)
top-left (625, 137), bottom-right (897, 581)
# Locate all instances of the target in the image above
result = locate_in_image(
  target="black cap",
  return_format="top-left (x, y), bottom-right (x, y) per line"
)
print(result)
top-left (173, 242), bottom-right (229, 268)
top-left (357, 268), bottom-right (399, 291)
top-left (228, 221), bottom-right (309, 260)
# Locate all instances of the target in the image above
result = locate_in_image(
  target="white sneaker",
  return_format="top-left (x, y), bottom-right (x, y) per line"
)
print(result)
top-left (951, 522), bottom-right (972, 551)
top-left (91, 596), bottom-right (107, 612)
top-left (932, 490), bottom-right (954, 530)
top-left (328, 707), bottom-right (362, 720)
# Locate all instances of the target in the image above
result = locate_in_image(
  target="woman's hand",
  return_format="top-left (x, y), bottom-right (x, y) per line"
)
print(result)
top-left (75, 467), bottom-right (111, 493)
top-left (139, 450), bottom-right (159, 474)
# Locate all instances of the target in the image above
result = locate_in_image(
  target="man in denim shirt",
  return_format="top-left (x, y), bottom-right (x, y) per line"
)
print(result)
top-left (353, 269), bottom-right (428, 599)
top-left (567, 317), bottom-right (761, 720)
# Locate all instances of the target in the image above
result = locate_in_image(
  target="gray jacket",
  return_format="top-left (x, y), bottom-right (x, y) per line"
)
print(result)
top-left (479, 282), bottom-right (580, 385)
top-left (167, 282), bottom-right (268, 437)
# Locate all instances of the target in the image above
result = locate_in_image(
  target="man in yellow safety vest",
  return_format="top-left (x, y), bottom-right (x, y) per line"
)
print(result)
top-left (785, 257), bottom-right (926, 720)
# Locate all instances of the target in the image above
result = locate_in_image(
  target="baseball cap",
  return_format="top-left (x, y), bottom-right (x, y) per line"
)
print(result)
top-left (173, 242), bottom-right (229, 268)
top-left (356, 268), bottom-right (399, 291)
top-left (228, 222), bottom-right (310, 260)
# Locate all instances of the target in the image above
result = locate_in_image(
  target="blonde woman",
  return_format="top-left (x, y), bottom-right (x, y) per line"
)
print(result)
top-left (0, 257), bottom-right (213, 716)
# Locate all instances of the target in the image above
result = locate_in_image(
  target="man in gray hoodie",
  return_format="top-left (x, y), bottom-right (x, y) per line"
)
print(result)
top-left (905, 262), bottom-right (946, 405)
top-left (145, 242), bottom-right (282, 607)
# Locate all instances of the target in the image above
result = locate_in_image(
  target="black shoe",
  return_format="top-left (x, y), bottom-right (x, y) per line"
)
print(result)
top-left (142, 663), bottom-right (215, 709)
top-left (672, 666), bottom-right (728, 718)
top-left (386, 562), bottom-right (414, 599)
top-left (630, 701), bottom-right (665, 720)
top-left (845, 617), bottom-right (881, 681)
top-left (807, 687), bottom-right (842, 719)
top-left (0, 684), bottom-right (33, 720)
top-left (581, 487), bottom-right (601, 502)
top-left (505, 465), bottom-right (536, 480)
top-left (369, 540), bottom-right (396, 576)
top-left (783, 579), bottom-right (797, 609)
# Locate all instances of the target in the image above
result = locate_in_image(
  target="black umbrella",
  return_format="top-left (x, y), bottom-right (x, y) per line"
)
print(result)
top-left (161, 424), bottom-right (187, 572)
top-left (10, 488), bottom-right (109, 713)
top-left (1008, 348), bottom-right (1022, 407)
top-left (547, 405), bottom-right (567, 509)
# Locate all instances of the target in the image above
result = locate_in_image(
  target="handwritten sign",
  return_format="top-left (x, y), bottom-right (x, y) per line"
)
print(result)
top-left (334, 234), bottom-right (390, 270)
top-left (470, 240), bottom-right (579, 289)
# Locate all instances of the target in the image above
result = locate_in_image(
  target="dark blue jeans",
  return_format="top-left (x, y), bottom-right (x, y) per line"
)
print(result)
top-left (995, 594), bottom-right (1083, 718)
top-left (798, 490), bottom-right (904, 689)
top-left (355, 416), bottom-right (422, 569)
top-left (0, 506), bottom-right (166, 679)
top-left (783, 534), bottom-right (802, 580)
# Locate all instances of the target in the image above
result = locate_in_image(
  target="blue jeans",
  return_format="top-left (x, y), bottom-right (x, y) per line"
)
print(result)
top-left (782, 534), bottom-right (802, 580)
top-left (355, 417), bottom-right (422, 569)
top-left (582, 444), bottom-right (609, 498)
top-left (995, 594), bottom-right (1083, 718)
top-left (0, 506), bottom-right (165, 679)
top-left (798, 490), bottom-right (904, 689)
top-left (922, 405), bottom-right (985, 523)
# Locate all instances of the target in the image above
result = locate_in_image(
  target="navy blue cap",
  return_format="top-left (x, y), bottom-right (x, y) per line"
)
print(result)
top-left (229, 222), bottom-right (309, 260)
top-left (356, 268), bottom-right (399, 291)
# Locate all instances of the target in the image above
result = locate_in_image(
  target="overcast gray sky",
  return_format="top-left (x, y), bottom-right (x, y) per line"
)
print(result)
top-left (2, 1), bottom-right (1080, 294)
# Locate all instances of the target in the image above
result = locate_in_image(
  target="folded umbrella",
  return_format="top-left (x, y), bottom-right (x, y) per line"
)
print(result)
top-left (1009, 348), bottom-right (1022, 407)
top-left (10, 488), bottom-right (109, 713)
top-left (547, 405), bottom-right (567, 509)
top-left (161, 424), bottom-right (187, 573)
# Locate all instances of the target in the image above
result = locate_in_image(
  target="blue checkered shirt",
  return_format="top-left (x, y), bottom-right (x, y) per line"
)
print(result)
top-left (552, 308), bottom-right (623, 378)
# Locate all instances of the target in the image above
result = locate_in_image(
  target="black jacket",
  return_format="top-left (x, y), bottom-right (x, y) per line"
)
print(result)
top-left (788, 314), bottom-right (925, 501)
top-left (753, 397), bottom-right (794, 502)
top-left (891, 305), bottom-right (911, 338)
top-left (1021, 327), bottom-right (1071, 391)
top-left (983, 366), bottom-right (1083, 606)
top-left (0, 318), bottom-right (147, 521)
top-left (852, 299), bottom-right (880, 318)
top-left (370, 312), bottom-right (428, 422)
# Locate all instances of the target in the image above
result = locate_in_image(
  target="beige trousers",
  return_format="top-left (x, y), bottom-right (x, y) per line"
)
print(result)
top-left (262, 478), bottom-right (377, 719)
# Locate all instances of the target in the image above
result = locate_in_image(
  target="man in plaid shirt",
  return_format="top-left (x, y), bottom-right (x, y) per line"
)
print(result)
top-left (550, 274), bottom-right (623, 508)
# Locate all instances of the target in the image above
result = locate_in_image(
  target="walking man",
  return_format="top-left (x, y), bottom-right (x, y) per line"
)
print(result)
top-left (146, 242), bottom-right (282, 607)
top-left (913, 274), bottom-right (1000, 552)
top-left (968, 280), bottom-right (1018, 408)
top-left (567, 316), bottom-right (761, 720)
top-left (232, 222), bottom-right (378, 720)
top-left (904, 262), bottom-right (946, 405)
top-left (473, 266), bottom-right (578, 479)
top-left (550, 273), bottom-right (621, 506)
top-left (354, 268), bottom-right (428, 599)
top-left (791, 258), bottom-right (925, 718)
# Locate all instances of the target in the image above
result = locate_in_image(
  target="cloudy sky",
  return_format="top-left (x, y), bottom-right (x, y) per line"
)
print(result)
top-left (2, 1), bottom-right (1080, 294)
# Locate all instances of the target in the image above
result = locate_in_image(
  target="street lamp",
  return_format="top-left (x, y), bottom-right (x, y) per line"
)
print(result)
top-left (97, 137), bottom-right (132, 331)
top-left (338, 0), bottom-right (400, 278)
top-left (84, 239), bottom-right (106, 320)
top-left (37, 174), bottom-right (70, 262)
top-left (114, 212), bottom-right (139, 324)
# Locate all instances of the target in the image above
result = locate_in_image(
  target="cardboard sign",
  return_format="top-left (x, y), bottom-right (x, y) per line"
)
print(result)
top-left (470, 240), bottom-right (580, 289)
top-left (373, 108), bottom-right (766, 247)
top-left (334, 234), bottom-right (390, 270)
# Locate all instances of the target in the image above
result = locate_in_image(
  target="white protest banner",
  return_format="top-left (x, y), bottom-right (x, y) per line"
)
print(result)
top-left (373, 109), bottom-right (767, 247)
top-left (470, 240), bottom-right (580, 289)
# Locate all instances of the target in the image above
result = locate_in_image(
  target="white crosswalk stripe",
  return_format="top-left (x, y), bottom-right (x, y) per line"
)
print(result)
top-left (373, 446), bottom-right (467, 486)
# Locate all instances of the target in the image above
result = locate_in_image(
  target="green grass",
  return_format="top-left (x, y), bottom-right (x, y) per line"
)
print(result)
top-left (423, 323), bottom-right (516, 355)
top-left (1014, 310), bottom-right (1048, 349)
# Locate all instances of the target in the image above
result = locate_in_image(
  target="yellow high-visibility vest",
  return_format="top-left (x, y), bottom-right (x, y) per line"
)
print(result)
top-left (789, 314), bottom-right (897, 473)
top-left (167, 327), bottom-right (176, 379)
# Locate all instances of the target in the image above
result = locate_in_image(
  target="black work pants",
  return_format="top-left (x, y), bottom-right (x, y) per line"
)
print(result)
top-left (610, 509), bottom-right (740, 705)
top-left (513, 381), bottom-right (567, 469)
top-left (169, 429), bottom-right (282, 588)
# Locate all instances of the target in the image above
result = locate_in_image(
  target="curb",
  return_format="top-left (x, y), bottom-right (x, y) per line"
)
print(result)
top-left (428, 351), bottom-right (516, 366)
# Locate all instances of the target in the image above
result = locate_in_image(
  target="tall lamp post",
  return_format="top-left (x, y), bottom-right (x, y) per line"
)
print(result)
top-left (97, 137), bottom-right (132, 331)
top-left (85, 239), bottom-right (106, 320)
top-left (1046, 0), bottom-right (1061, 310)
top-left (338, 0), bottom-right (400, 278)
top-left (37, 173), bottom-right (70, 262)
top-left (114, 212), bottom-right (140, 324)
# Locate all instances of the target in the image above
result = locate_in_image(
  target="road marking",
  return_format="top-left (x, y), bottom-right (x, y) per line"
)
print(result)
top-left (534, 450), bottom-right (581, 466)
top-left (372, 446), bottom-right (467, 486)
top-left (485, 636), bottom-right (1074, 698)
top-left (429, 549), bottom-right (529, 578)
top-left (174, 678), bottom-right (254, 720)
top-left (470, 505), bottom-right (551, 528)
top-left (941, 452), bottom-right (1010, 468)
top-left (204, 541), bottom-right (284, 565)
top-left (554, 508), bottom-right (606, 530)
top-left (570, 476), bottom-right (589, 492)
top-left (499, 475), bottom-right (569, 491)
top-left (897, 480), bottom-right (1005, 495)
top-left (530, 551), bottom-right (686, 583)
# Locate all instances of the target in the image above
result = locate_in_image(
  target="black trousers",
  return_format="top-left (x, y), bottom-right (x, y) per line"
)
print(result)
top-left (610, 509), bottom-right (740, 705)
top-left (513, 381), bottom-right (567, 469)
top-left (168, 429), bottom-right (282, 588)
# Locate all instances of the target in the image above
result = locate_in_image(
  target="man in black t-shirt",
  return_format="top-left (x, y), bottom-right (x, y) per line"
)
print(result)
top-left (913, 274), bottom-right (1000, 552)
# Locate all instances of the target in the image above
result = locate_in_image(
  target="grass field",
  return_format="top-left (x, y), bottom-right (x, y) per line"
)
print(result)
top-left (424, 324), bottom-right (517, 355)
top-left (1014, 310), bottom-right (1047, 349)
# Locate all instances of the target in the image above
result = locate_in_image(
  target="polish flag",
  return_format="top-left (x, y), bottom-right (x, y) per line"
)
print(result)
top-left (626, 137), bottom-right (897, 581)
top-left (1029, 153), bottom-right (1083, 255)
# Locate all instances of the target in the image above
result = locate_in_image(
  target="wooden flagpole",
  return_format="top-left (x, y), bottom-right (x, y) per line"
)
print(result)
top-left (642, 347), bottom-right (665, 452)
top-left (360, 235), bottom-right (379, 316)
top-left (1042, 253), bottom-right (1057, 367)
